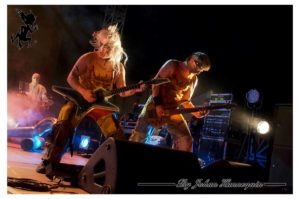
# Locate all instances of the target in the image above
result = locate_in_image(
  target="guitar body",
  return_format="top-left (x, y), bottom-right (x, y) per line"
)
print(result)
top-left (143, 100), bottom-right (235, 127)
top-left (52, 78), bottom-right (170, 125)
top-left (81, 103), bottom-right (118, 122)
top-left (143, 101), bottom-right (170, 127)
top-left (52, 86), bottom-right (119, 122)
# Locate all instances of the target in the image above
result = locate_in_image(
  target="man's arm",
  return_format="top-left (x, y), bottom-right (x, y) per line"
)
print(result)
top-left (181, 77), bottom-right (207, 118)
top-left (152, 60), bottom-right (174, 97)
top-left (117, 64), bottom-right (145, 97)
top-left (152, 60), bottom-right (174, 117)
top-left (67, 53), bottom-right (96, 103)
top-left (40, 85), bottom-right (49, 102)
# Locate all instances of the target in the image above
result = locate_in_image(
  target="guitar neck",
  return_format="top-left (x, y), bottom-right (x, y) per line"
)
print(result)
top-left (104, 82), bottom-right (143, 97)
top-left (95, 78), bottom-right (169, 98)
top-left (165, 104), bottom-right (234, 115)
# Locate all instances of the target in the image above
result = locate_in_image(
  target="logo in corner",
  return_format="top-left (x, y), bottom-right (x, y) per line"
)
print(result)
top-left (10, 9), bottom-right (38, 50)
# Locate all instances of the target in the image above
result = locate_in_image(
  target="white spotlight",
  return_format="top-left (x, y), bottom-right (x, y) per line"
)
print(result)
top-left (257, 120), bottom-right (270, 134)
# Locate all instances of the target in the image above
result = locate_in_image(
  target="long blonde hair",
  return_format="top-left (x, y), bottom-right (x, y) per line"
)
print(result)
top-left (90, 25), bottom-right (128, 71)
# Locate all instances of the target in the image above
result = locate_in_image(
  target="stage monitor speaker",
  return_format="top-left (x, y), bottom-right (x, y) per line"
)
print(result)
top-left (78, 137), bottom-right (200, 194)
top-left (272, 104), bottom-right (292, 146)
top-left (199, 160), bottom-right (278, 193)
top-left (201, 160), bottom-right (265, 182)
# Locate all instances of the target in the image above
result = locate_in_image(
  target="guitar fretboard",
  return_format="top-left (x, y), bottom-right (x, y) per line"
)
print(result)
top-left (105, 82), bottom-right (143, 97)
top-left (165, 104), bottom-right (235, 115)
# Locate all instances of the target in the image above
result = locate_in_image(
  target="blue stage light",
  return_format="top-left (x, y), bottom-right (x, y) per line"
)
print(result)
top-left (246, 89), bottom-right (260, 104)
top-left (145, 127), bottom-right (155, 144)
top-left (79, 135), bottom-right (90, 150)
top-left (20, 136), bottom-right (44, 151)
top-left (33, 135), bottom-right (43, 149)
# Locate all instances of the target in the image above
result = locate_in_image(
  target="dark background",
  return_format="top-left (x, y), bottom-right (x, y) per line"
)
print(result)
top-left (7, 5), bottom-right (293, 117)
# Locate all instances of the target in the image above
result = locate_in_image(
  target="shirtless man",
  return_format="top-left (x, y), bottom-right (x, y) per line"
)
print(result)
top-left (129, 52), bottom-right (211, 152)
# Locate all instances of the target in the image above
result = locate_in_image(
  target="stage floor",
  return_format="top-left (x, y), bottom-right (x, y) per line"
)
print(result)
top-left (7, 143), bottom-right (89, 194)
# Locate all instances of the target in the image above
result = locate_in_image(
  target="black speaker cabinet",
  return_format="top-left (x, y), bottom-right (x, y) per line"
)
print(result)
top-left (78, 138), bottom-right (201, 193)
top-left (199, 160), bottom-right (270, 193)
top-left (201, 160), bottom-right (265, 182)
top-left (269, 104), bottom-right (292, 193)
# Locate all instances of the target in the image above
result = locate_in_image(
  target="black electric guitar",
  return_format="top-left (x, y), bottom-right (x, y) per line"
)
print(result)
top-left (145, 102), bottom-right (236, 124)
top-left (52, 78), bottom-right (170, 120)
top-left (164, 103), bottom-right (236, 116)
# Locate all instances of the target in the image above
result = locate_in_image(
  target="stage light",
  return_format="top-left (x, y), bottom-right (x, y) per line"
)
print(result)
top-left (145, 127), bottom-right (155, 145)
top-left (146, 135), bottom-right (165, 146)
top-left (20, 136), bottom-right (44, 151)
top-left (79, 135), bottom-right (90, 150)
top-left (256, 120), bottom-right (270, 134)
top-left (246, 89), bottom-right (260, 104)
top-left (33, 135), bottom-right (43, 149)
